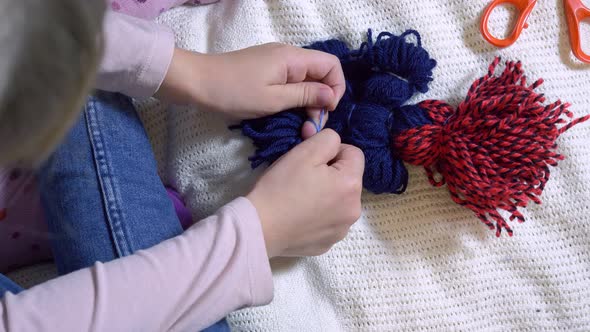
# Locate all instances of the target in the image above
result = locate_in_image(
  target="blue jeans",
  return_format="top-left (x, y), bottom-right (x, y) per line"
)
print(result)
top-left (0, 92), bottom-right (229, 332)
top-left (0, 274), bottom-right (22, 295)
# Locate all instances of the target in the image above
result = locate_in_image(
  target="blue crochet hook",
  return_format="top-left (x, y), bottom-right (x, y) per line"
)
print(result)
top-left (308, 108), bottom-right (326, 133)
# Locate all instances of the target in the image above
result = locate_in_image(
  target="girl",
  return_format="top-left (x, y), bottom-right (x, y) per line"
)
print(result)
top-left (0, 0), bottom-right (364, 331)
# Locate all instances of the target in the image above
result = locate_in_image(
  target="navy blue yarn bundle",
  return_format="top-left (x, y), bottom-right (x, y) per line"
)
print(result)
top-left (235, 30), bottom-right (437, 194)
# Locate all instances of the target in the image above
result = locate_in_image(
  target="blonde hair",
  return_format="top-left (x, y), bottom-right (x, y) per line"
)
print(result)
top-left (0, 0), bottom-right (105, 166)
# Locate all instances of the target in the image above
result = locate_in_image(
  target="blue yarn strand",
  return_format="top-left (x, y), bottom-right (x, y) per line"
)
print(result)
top-left (234, 29), bottom-right (436, 194)
top-left (318, 108), bottom-right (325, 132)
top-left (307, 108), bottom-right (326, 133)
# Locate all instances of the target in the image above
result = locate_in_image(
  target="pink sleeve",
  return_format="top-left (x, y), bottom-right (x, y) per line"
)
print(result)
top-left (108, 0), bottom-right (219, 20)
top-left (95, 10), bottom-right (176, 98)
top-left (96, 0), bottom-right (219, 98)
top-left (0, 197), bottom-right (273, 331)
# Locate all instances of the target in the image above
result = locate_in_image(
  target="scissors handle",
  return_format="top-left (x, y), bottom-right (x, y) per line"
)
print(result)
top-left (480, 0), bottom-right (537, 47)
top-left (564, 0), bottom-right (590, 63)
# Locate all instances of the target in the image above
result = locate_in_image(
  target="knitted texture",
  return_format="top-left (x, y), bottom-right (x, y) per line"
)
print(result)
top-left (135, 1), bottom-right (590, 330)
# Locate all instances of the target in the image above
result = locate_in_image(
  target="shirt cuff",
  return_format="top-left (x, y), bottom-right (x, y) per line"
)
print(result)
top-left (96, 11), bottom-right (175, 98)
top-left (227, 197), bottom-right (274, 306)
top-left (131, 23), bottom-right (175, 98)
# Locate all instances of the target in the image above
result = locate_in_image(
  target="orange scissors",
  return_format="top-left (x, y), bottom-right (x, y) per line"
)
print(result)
top-left (480, 0), bottom-right (590, 63)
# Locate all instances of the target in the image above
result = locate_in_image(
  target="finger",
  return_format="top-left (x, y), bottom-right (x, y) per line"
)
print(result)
top-left (288, 128), bottom-right (341, 165)
top-left (301, 108), bottom-right (329, 140)
top-left (301, 121), bottom-right (317, 140)
top-left (285, 48), bottom-right (345, 110)
top-left (330, 144), bottom-right (365, 178)
top-left (269, 82), bottom-right (335, 111)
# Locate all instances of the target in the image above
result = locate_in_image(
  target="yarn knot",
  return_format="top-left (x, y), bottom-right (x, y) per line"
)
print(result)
top-left (353, 30), bottom-right (436, 94)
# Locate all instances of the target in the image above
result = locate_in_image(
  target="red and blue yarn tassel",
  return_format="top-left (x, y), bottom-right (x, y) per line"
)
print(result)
top-left (234, 30), bottom-right (589, 236)
top-left (394, 58), bottom-right (589, 236)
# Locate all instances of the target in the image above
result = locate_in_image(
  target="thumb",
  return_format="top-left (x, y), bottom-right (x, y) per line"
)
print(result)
top-left (301, 108), bottom-right (329, 140)
top-left (330, 144), bottom-right (365, 178)
top-left (288, 129), bottom-right (341, 165)
top-left (270, 82), bottom-right (335, 111)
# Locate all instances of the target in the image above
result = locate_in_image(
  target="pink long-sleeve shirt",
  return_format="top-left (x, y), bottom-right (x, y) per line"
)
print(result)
top-left (97, 0), bottom-right (219, 97)
top-left (95, 10), bottom-right (176, 97)
top-left (1, 198), bottom-right (273, 331)
top-left (1, 2), bottom-right (274, 330)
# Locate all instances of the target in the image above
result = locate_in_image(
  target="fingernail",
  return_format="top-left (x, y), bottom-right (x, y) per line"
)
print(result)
top-left (316, 87), bottom-right (333, 107)
top-left (301, 121), bottom-right (317, 139)
top-left (306, 118), bottom-right (319, 131)
top-left (307, 117), bottom-right (321, 133)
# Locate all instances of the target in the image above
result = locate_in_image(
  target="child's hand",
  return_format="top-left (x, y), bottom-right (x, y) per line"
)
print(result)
top-left (156, 44), bottom-right (345, 131)
top-left (246, 129), bottom-right (365, 258)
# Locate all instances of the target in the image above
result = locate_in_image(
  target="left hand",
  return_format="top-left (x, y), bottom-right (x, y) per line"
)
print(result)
top-left (155, 44), bottom-right (345, 133)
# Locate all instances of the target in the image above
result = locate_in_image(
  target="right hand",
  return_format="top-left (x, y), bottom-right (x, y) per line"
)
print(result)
top-left (246, 129), bottom-right (365, 258)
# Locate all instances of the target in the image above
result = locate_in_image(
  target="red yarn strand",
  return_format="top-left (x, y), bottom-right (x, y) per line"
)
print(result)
top-left (394, 58), bottom-right (590, 236)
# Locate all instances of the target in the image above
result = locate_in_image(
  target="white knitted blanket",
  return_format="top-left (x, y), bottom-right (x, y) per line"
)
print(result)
top-left (136, 1), bottom-right (590, 330)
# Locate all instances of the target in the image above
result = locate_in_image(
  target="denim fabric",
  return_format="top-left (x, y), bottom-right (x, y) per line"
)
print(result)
top-left (0, 273), bottom-right (23, 297)
top-left (36, 91), bottom-right (230, 332)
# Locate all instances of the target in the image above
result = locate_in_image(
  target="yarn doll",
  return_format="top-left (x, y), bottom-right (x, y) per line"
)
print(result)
top-left (234, 30), bottom-right (589, 236)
